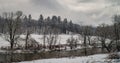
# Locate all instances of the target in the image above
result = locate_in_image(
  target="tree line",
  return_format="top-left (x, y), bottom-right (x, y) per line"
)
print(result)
top-left (0, 11), bottom-right (82, 35)
top-left (0, 11), bottom-right (120, 53)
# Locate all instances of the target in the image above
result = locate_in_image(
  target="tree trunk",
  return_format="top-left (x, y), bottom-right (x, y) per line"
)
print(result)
top-left (10, 40), bottom-right (14, 50)
top-left (84, 36), bottom-right (87, 55)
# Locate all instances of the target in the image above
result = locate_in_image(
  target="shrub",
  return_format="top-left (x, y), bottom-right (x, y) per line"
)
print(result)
top-left (108, 53), bottom-right (120, 59)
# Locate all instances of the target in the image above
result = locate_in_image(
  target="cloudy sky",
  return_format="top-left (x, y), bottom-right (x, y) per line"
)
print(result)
top-left (0, 0), bottom-right (120, 26)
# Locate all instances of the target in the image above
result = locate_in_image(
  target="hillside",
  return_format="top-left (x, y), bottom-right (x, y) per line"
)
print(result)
top-left (0, 34), bottom-right (111, 50)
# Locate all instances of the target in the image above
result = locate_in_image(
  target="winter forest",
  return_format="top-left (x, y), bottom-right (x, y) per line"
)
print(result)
top-left (0, 0), bottom-right (120, 63)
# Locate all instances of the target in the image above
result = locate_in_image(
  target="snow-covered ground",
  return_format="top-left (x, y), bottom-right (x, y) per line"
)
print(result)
top-left (0, 34), bottom-right (111, 49)
top-left (18, 53), bottom-right (120, 63)
top-left (0, 34), bottom-right (83, 48)
top-left (22, 34), bottom-right (83, 45)
top-left (0, 36), bottom-right (10, 48)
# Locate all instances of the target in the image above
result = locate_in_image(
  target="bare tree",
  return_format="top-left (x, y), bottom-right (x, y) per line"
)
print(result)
top-left (42, 25), bottom-right (49, 50)
top-left (96, 24), bottom-right (113, 52)
top-left (67, 35), bottom-right (78, 50)
top-left (113, 15), bottom-right (120, 51)
top-left (81, 26), bottom-right (90, 55)
top-left (3, 11), bottom-right (23, 49)
top-left (25, 30), bottom-right (31, 49)
top-left (47, 33), bottom-right (59, 50)
top-left (86, 26), bottom-right (93, 45)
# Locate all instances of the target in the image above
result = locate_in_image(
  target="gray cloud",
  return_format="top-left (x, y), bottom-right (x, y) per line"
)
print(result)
top-left (0, 0), bottom-right (120, 26)
top-left (30, 0), bottom-right (64, 11)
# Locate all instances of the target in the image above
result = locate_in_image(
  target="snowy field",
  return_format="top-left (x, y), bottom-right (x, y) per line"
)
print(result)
top-left (18, 53), bottom-right (120, 63)
top-left (0, 36), bottom-right (10, 48)
top-left (21, 34), bottom-right (83, 45)
top-left (0, 34), bottom-right (83, 48)
top-left (0, 34), bottom-right (111, 48)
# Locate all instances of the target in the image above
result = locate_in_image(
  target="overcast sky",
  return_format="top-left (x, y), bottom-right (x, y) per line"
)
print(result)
top-left (0, 0), bottom-right (120, 26)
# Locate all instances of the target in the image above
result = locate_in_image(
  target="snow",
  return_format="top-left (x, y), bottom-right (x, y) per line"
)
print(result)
top-left (20, 34), bottom-right (83, 46)
top-left (18, 54), bottom-right (110, 63)
top-left (31, 34), bottom-right (82, 45)
top-left (0, 34), bottom-right (84, 50)
top-left (0, 36), bottom-right (10, 48)
top-left (0, 34), bottom-right (111, 49)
